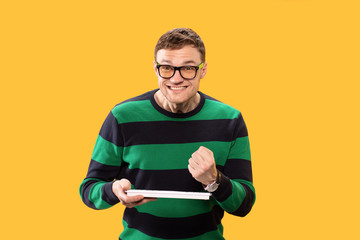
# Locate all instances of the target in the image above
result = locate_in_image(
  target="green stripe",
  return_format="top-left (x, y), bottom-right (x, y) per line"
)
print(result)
top-left (79, 177), bottom-right (101, 196)
top-left (228, 136), bottom-right (251, 160)
top-left (121, 220), bottom-right (224, 240)
top-left (199, 99), bottom-right (239, 120)
top-left (135, 198), bottom-right (218, 218)
top-left (92, 135), bottom-right (123, 166)
top-left (123, 141), bottom-right (232, 170)
top-left (235, 179), bottom-right (256, 204)
top-left (217, 181), bottom-right (246, 212)
top-left (112, 100), bottom-right (168, 123)
top-left (112, 99), bottom-right (239, 124)
top-left (89, 181), bottom-right (112, 209)
top-left (235, 179), bottom-right (255, 193)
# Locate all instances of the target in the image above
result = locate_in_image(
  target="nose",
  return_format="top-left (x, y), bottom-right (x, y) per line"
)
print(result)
top-left (170, 69), bottom-right (184, 84)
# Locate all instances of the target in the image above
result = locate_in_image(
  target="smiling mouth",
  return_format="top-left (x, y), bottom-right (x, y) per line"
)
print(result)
top-left (168, 86), bottom-right (187, 90)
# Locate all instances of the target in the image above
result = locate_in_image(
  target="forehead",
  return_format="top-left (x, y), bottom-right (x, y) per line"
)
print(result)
top-left (156, 45), bottom-right (202, 65)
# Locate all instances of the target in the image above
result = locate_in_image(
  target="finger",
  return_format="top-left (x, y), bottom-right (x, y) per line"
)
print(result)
top-left (191, 151), bottom-right (205, 165)
top-left (199, 146), bottom-right (211, 154)
top-left (191, 152), bottom-right (211, 171)
top-left (118, 178), bottom-right (132, 190)
top-left (195, 148), bottom-right (210, 163)
top-left (135, 198), bottom-right (157, 206)
top-left (188, 157), bottom-right (200, 169)
top-left (188, 164), bottom-right (201, 179)
top-left (189, 158), bottom-right (205, 174)
top-left (188, 163), bottom-right (196, 174)
top-left (122, 194), bottom-right (145, 204)
top-left (112, 179), bottom-right (131, 197)
top-left (113, 180), bottom-right (144, 204)
top-left (197, 146), bottom-right (213, 160)
top-left (125, 197), bottom-right (157, 208)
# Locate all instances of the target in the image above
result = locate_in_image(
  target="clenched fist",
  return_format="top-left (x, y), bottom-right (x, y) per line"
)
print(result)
top-left (188, 146), bottom-right (217, 185)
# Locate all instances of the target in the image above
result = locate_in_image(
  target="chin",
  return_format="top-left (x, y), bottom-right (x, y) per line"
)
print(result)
top-left (159, 85), bottom-right (198, 105)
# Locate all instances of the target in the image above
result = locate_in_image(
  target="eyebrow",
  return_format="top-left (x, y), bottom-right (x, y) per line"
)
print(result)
top-left (182, 60), bottom-right (198, 65)
top-left (160, 60), bottom-right (199, 65)
top-left (161, 60), bottom-right (172, 64)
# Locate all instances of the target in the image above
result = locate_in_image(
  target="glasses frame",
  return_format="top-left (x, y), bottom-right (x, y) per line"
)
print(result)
top-left (156, 62), bottom-right (204, 80)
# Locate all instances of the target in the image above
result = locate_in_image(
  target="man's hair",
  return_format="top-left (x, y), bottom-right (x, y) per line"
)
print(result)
top-left (154, 28), bottom-right (205, 63)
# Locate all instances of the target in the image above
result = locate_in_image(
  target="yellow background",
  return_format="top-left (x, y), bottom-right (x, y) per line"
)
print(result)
top-left (1, 0), bottom-right (359, 239)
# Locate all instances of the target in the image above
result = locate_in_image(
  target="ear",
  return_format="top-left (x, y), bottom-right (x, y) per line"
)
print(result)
top-left (200, 61), bottom-right (207, 79)
top-left (153, 61), bottom-right (158, 76)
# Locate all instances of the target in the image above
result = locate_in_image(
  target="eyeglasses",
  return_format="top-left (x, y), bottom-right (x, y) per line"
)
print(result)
top-left (156, 62), bottom-right (204, 80)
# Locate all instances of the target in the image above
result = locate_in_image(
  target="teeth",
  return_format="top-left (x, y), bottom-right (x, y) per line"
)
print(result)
top-left (170, 86), bottom-right (186, 90)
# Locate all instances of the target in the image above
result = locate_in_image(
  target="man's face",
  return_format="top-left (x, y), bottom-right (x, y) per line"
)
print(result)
top-left (154, 45), bottom-right (207, 106)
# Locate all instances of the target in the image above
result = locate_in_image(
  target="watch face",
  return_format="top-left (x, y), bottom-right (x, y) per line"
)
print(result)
top-left (205, 182), bottom-right (219, 192)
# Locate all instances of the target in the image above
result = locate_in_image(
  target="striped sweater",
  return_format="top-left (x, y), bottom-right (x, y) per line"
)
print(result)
top-left (79, 89), bottom-right (255, 240)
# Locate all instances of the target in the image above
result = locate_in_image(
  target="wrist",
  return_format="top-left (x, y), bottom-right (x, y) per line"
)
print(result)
top-left (203, 169), bottom-right (221, 192)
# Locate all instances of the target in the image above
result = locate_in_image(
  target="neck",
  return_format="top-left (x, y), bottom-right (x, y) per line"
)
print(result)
top-left (154, 91), bottom-right (201, 114)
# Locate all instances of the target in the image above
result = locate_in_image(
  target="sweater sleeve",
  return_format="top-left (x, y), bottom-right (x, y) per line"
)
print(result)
top-left (211, 113), bottom-right (255, 217)
top-left (79, 110), bottom-right (123, 210)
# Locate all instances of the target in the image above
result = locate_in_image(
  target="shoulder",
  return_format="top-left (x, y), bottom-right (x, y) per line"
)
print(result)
top-left (200, 92), bottom-right (241, 119)
top-left (110, 89), bottom-right (157, 122)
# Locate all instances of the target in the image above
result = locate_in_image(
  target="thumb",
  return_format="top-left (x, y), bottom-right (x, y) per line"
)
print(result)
top-left (118, 178), bottom-right (132, 191)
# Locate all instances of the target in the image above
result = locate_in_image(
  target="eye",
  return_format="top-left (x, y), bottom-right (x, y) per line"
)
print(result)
top-left (183, 66), bottom-right (195, 71)
top-left (161, 66), bottom-right (172, 71)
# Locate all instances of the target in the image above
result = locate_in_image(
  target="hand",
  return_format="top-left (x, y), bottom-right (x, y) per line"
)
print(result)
top-left (188, 146), bottom-right (217, 185)
top-left (112, 179), bottom-right (157, 208)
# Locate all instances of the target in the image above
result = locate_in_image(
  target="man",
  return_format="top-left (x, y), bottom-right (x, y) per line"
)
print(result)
top-left (80, 28), bottom-right (255, 240)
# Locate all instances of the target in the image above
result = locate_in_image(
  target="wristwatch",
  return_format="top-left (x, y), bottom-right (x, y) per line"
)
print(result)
top-left (204, 169), bottom-right (221, 192)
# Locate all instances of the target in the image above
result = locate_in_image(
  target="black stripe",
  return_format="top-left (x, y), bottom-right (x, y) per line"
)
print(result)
top-left (121, 119), bottom-right (238, 147)
top-left (101, 91), bottom-right (248, 147)
top-left (117, 164), bottom-right (204, 191)
top-left (81, 179), bottom-right (119, 209)
top-left (211, 174), bottom-right (233, 202)
top-left (101, 182), bottom-right (120, 205)
top-left (229, 183), bottom-right (255, 217)
top-left (80, 180), bottom-right (98, 210)
top-left (234, 113), bottom-right (248, 138)
top-left (123, 205), bottom-right (224, 239)
top-left (117, 89), bottom-right (217, 105)
top-left (202, 92), bottom-right (220, 102)
top-left (224, 159), bottom-right (253, 182)
top-left (86, 159), bottom-right (121, 181)
top-left (99, 112), bottom-right (124, 147)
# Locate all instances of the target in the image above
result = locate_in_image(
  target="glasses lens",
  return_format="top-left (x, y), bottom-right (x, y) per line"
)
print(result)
top-left (180, 66), bottom-right (197, 79)
top-left (159, 65), bottom-right (174, 78)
